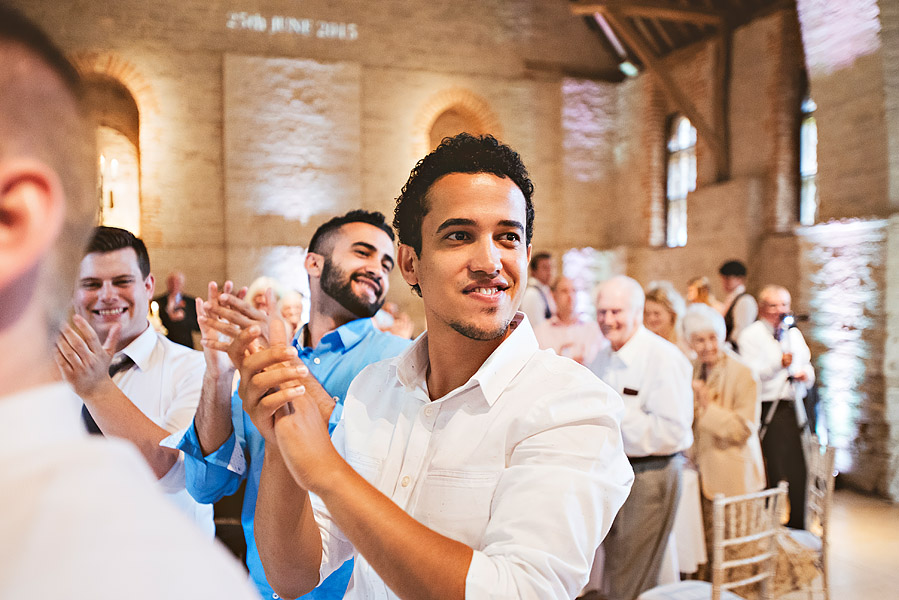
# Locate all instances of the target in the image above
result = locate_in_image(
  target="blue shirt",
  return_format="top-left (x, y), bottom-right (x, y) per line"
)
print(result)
top-left (179, 318), bottom-right (411, 600)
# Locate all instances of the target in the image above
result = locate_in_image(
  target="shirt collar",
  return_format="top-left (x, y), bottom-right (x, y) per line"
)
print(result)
top-left (296, 317), bottom-right (375, 353)
top-left (0, 383), bottom-right (85, 457)
top-left (612, 325), bottom-right (650, 366)
top-left (530, 280), bottom-right (551, 293)
top-left (392, 312), bottom-right (539, 406)
top-left (118, 324), bottom-right (156, 371)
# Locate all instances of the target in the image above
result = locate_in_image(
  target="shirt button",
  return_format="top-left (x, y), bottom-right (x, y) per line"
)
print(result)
top-left (424, 406), bottom-right (434, 417)
top-left (401, 475), bottom-right (411, 487)
top-left (313, 357), bottom-right (321, 364)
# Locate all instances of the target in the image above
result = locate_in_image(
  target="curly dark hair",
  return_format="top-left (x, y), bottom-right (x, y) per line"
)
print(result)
top-left (393, 133), bottom-right (535, 255)
top-left (308, 209), bottom-right (394, 255)
top-left (87, 226), bottom-right (151, 278)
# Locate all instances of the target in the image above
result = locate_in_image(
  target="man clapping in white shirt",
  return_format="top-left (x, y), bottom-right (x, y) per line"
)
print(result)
top-left (213, 133), bottom-right (634, 600)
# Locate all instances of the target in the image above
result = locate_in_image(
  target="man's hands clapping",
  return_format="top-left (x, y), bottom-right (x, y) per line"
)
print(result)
top-left (54, 315), bottom-right (121, 401)
top-left (202, 286), bottom-right (337, 490)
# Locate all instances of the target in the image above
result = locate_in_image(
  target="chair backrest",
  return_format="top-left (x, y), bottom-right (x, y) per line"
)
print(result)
top-left (711, 482), bottom-right (788, 600)
top-left (803, 434), bottom-right (836, 540)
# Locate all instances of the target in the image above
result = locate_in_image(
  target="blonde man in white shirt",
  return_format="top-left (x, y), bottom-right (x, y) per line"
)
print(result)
top-left (0, 8), bottom-right (258, 598)
top-left (737, 285), bottom-right (814, 529)
top-left (588, 275), bottom-right (694, 600)
top-left (217, 133), bottom-right (633, 599)
top-left (55, 226), bottom-right (212, 534)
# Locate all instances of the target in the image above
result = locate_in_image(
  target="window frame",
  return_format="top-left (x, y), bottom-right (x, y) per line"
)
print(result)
top-left (664, 113), bottom-right (697, 248)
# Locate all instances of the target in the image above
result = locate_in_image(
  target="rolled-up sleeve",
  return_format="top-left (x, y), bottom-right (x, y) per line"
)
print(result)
top-left (464, 379), bottom-right (633, 599)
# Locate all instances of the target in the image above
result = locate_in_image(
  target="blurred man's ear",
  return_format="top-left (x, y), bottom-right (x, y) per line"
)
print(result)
top-left (0, 159), bottom-right (66, 291)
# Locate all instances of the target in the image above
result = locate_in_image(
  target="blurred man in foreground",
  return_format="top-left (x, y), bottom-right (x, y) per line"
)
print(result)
top-left (0, 6), bottom-right (259, 598)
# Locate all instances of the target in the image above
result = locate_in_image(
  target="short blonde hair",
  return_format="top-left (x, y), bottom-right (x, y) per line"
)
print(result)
top-left (645, 281), bottom-right (686, 321)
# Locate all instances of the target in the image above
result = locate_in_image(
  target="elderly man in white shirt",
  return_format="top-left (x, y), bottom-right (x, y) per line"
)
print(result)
top-left (737, 285), bottom-right (814, 529)
top-left (218, 134), bottom-right (633, 600)
top-left (0, 10), bottom-right (258, 597)
top-left (588, 275), bottom-right (694, 600)
top-left (55, 226), bottom-right (211, 534)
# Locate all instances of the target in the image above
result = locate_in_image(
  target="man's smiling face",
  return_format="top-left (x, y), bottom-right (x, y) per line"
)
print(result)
top-left (403, 172), bottom-right (530, 342)
top-left (74, 248), bottom-right (153, 348)
top-left (318, 221), bottom-right (395, 319)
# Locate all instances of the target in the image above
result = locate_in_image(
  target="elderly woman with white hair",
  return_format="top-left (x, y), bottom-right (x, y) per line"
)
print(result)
top-left (683, 303), bottom-right (765, 573)
top-left (684, 303), bottom-right (765, 500)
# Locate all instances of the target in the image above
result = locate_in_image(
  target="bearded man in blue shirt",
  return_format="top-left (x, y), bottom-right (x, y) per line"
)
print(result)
top-left (177, 209), bottom-right (411, 600)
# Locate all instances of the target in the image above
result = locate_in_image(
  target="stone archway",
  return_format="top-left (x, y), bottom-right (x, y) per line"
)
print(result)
top-left (412, 88), bottom-right (503, 159)
top-left (69, 52), bottom-right (157, 235)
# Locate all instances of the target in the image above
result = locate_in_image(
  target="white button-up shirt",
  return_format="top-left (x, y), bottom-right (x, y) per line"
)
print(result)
top-left (588, 325), bottom-right (694, 457)
top-left (0, 383), bottom-right (260, 599)
top-left (314, 314), bottom-right (633, 599)
top-left (737, 320), bottom-right (815, 403)
top-left (519, 280), bottom-right (556, 326)
top-left (109, 325), bottom-right (212, 535)
top-left (721, 284), bottom-right (758, 344)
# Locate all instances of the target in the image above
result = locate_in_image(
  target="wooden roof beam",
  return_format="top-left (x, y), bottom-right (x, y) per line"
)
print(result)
top-left (600, 7), bottom-right (728, 178)
top-left (571, 0), bottom-right (723, 26)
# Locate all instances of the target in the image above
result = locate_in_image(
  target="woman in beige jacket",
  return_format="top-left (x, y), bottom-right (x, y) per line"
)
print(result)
top-left (683, 303), bottom-right (766, 578)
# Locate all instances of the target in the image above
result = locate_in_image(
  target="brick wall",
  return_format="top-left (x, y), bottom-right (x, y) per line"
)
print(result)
top-left (6, 0), bottom-right (615, 318)
top-left (11, 0), bottom-right (899, 497)
top-left (798, 220), bottom-right (889, 493)
top-left (594, 11), bottom-right (800, 298)
top-left (796, 0), bottom-right (899, 497)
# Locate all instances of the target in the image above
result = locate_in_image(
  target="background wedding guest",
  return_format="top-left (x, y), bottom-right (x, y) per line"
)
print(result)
top-left (154, 270), bottom-right (200, 348)
top-left (686, 275), bottom-right (723, 312)
top-left (717, 260), bottom-right (758, 351)
top-left (534, 276), bottom-right (604, 364)
top-left (682, 303), bottom-right (765, 570)
top-left (56, 226), bottom-right (213, 535)
top-left (278, 289), bottom-right (305, 339)
top-left (179, 209), bottom-right (411, 600)
top-left (519, 250), bottom-right (556, 326)
top-left (246, 275), bottom-right (282, 312)
top-left (644, 281), bottom-right (692, 358)
top-left (589, 275), bottom-right (693, 600)
top-left (738, 285), bottom-right (814, 529)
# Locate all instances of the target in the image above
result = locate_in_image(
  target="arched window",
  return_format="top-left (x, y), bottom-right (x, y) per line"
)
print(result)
top-left (83, 75), bottom-right (141, 234)
top-left (665, 114), bottom-right (696, 248)
top-left (799, 97), bottom-right (818, 226)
